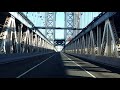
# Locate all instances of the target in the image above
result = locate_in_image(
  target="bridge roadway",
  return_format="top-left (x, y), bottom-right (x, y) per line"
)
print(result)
top-left (0, 52), bottom-right (120, 78)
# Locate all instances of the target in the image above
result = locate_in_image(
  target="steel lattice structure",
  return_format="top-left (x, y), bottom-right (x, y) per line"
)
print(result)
top-left (64, 12), bottom-right (75, 44)
top-left (45, 12), bottom-right (56, 43)
top-left (63, 12), bottom-right (120, 58)
top-left (0, 12), bottom-right (56, 54)
top-left (45, 12), bottom-right (80, 45)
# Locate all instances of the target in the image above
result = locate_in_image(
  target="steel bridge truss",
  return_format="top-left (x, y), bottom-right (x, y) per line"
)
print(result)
top-left (63, 12), bottom-right (120, 58)
top-left (0, 13), bottom-right (56, 54)
top-left (65, 12), bottom-right (75, 44)
top-left (45, 12), bottom-right (56, 43)
top-left (45, 12), bottom-right (80, 44)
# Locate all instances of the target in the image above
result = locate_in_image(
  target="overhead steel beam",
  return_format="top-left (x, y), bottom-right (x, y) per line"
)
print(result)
top-left (9, 12), bottom-right (34, 28)
top-left (32, 27), bottom-right (83, 30)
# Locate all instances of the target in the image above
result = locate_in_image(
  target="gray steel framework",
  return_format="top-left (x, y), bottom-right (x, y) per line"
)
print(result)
top-left (45, 12), bottom-right (56, 43)
top-left (0, 12), bottom-right (56, 54)
top-left (63, 12), bottom-right (120, 58)
top-left (64, 12), bottom-right (75, 44)
top-left (45, 12), bottom-right (80, 45)
top-left (32, 26), bottom-right (82, 30)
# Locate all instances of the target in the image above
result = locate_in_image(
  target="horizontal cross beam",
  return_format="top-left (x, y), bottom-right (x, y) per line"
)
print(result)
top-left (32, 27), bottom-right (83, 30)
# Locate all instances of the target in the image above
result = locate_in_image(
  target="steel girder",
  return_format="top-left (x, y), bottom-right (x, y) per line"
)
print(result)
top-left (32, 26), bottom-right (82, 30)
top-left (0, 16), bottom-right (18, 54)
top-left (65, 12), bottom-right (116, 46)
top-left (63, 14), bottom-right (120, 58)
top-left (101, 19), bottom-right (118, 57)
top-left (0, 13), bottom-right (56, 54)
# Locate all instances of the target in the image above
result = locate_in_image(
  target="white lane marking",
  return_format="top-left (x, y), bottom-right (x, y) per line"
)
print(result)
top-left (62, 53), bottom-right (96, 78)
top-left (16, 54), bottom-right (56, 78)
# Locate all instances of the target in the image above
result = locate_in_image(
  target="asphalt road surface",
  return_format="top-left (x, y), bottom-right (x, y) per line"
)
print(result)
top-left (0, 52), bottom-right (120, 78)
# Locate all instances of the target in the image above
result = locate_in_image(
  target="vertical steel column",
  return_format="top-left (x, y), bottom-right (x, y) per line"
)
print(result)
top-left (90, 30), bottom-right (95, 55)
top-left (32, 33), bottom-right (35, 52)
top-left (40, 37), bottom-right (42, 52)
top-left (12, 16), bottom-right (18, 53)
top-left (76, 40), bottom-right (78, 54)
top-left (101, 19), bottom-right (118, 57)
top-left (36, 35), bottom-right (39, 52)
top-left (41, 39), bottom-right (44, 53)
top-left (44, 41), bottom-right (47, 53)
top-left (26, 29), bottom-right (30, 53)
top-left (45, 42), bottom-right (47, 53)
top-left (70, 43), bottom-right (72, 53)
top-left (34, 34), bottom-right (37, 52)
top-left (108, 19), bottom-right (118, 57)
top-left (3, 16), bottom-right (12, 54)
top-left (106, 24), bottom-right (111, 56)
top-left (41, 38), bottom-right (43, 53)
top-left (69, 44), bottom-right (71, 53)
top-left (17, 24), bottom-right (23, 53)
top-left (82, 36), bottom-right (85, 54)
top-left (74, 41), bottom-right (76, 53)
top-left (86, 33), bottom-right (89, 54)
top-left (72, 43), bottom-right (73, 53)
top-left (97, 26), bottom-right (101, 55)
top-left (43, 40), bottom-right (46, 53)
top-left (45, 41), bottom-right (47, 53)
top-left (23, 28), bottom-right (28, 53)
top-left (88, 34), bottom-right (91, 54)
top-left (39, 37), bottom-right (41, 52)
top-left (81, 37), bottom-right (83, 54)
top-left (38, 36), bottom-right (40, 52)
top-left (79, 38), bottom-right (82, 54)
top-left (77, 38), bottom-right (80, 54)
top-left (75, 41), bottom-right (77, 54)
top-left (30, 31), bottom-right (33, 52)
top-left (76, 39), bottom-right (79, 54)
top-left (4, 16), bottom-right (18, 54)
top-left (22, 26), bottom-right (28, 53)
top-left (73, 42), bottom-right (75, 53)
top-left (101, 21), bottom-right (107, 56)
top-left (43, 40), bottom-right (45, 53)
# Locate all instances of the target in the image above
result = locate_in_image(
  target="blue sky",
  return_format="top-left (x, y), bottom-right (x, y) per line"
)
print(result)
top-left (55, 12), bottom-right (64, 39)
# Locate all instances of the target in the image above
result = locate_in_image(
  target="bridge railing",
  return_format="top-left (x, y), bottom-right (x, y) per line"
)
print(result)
top-left (62, 12), bottom-right (120, 58)
top-left (0, 12), bottom-right (56, 54)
